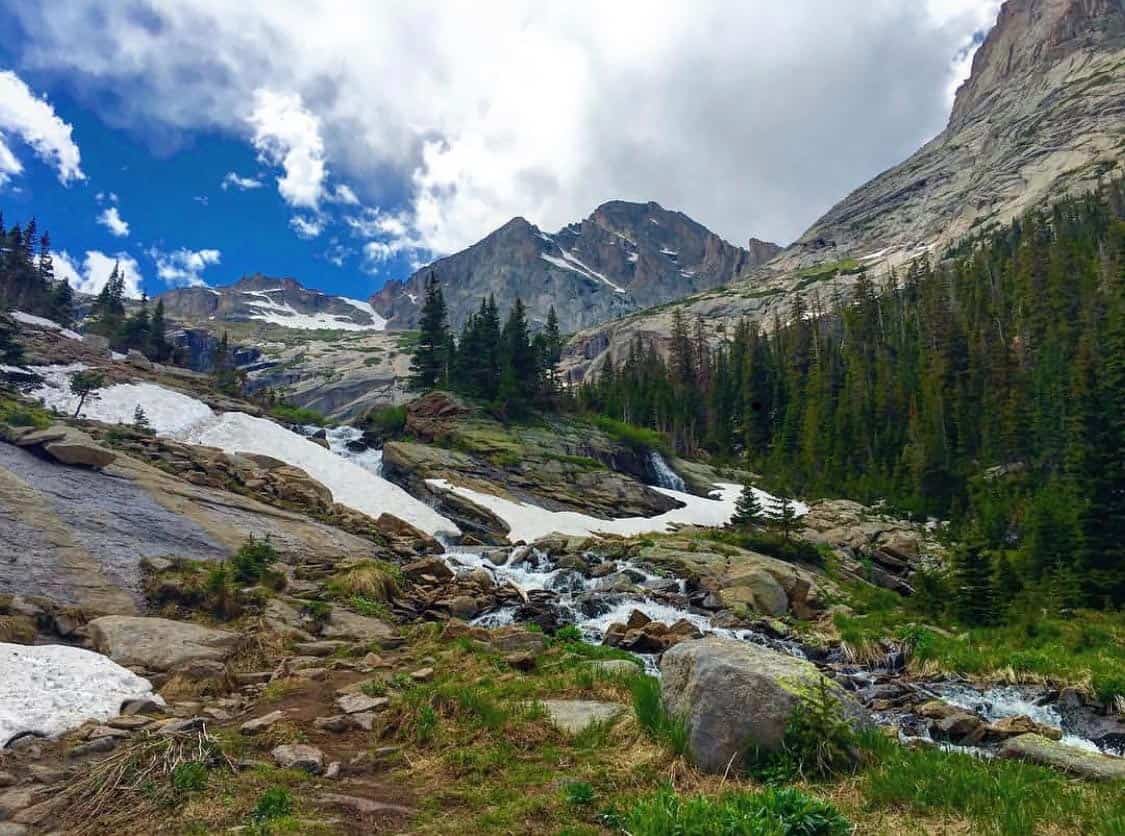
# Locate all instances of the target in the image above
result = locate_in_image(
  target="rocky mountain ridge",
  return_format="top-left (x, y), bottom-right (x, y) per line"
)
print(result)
top-left (369, 200), bottom-right (779, 333)
top-left (561, 0), bottom-right (1125, 381)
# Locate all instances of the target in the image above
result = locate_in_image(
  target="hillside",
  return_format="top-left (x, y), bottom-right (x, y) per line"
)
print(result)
top-left (562, 0), bottom-right (1125, 381)
top-left (370, 200), bottom-right (778, 333)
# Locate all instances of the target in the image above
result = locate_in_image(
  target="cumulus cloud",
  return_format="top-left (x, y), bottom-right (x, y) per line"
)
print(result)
top-left (0, 70), bottom-right (83, 187)
top-left (221, 171), bottom-right (264, 191)
top-left (289, 215), bottom-right (324, 239)
top-left (97, 205), bottom-right (130, 237)
top-left (54, 250), bottom-right (144, 298)
top-left (148, 246), bottom-right (221, 286)
top-left (248, 89), bottom-right (325, 209)
top-left (4, 2), bottom-right (1001, 255)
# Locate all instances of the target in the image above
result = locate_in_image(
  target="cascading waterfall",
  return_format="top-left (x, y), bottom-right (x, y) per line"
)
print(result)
top-left (648, 450), bottom-right (687, 492)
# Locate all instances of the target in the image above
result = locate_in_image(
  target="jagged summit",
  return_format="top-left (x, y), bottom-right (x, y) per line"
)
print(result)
top-left (370, 200), bottom-right (779, 333)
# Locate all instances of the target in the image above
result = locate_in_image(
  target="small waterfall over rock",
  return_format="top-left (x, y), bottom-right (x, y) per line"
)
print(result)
top-left (649, 450), bottom-right (686, 492)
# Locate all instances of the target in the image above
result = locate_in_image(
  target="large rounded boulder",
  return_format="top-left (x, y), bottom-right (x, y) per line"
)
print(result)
top-left (660, 637), bottom-right (870, 773)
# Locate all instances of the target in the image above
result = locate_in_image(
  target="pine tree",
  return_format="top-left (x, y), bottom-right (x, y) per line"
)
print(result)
top-left (133, 404), bottom-right (152, 433)
top-left (148, 299), bottom-right (170, 361)
top-left (0, 315), bottom-right (24, 365)
top-left (69, 370), bottom-right (106, 418)
top-left (773, 493), bottom-right (798, 543)
top-left (730, 482), bottom-right (764, 529)
top-left (952, 538), bottom-right (995, 626)
top-left (409, 273), bottom-right (450, 390)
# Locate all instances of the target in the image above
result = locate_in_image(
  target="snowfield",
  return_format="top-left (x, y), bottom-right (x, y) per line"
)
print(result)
top-left (426, 480), bottom-right (807, 542)
top-left (238, 288), bottom-right (386, 331)
top-left (27, 367), bottom-right (458, 536)
top-left (10, 310), bottom-right (83, 341)
top-left (0, 643), bottom-right (159, 746)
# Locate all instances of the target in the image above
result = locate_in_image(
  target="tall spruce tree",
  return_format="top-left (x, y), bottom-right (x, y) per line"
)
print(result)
top-left (409, 273), bottom-right (450, 391)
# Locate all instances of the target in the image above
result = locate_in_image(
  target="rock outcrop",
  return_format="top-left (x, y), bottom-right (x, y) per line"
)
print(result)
top-left (660, 637), bottom-right (870, 773)
top-left (86, 616), bottom-right (238, 672)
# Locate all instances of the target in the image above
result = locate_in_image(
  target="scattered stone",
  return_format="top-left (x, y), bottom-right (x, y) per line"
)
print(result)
top-left (314, 715), bottom-right (354, 733)
top-left (541, 700), bottom-right (626, 735)
top-left (106, 716), bottom-right (153, 731)
top-left (86, 725), bottom-right (131, 740)
top-left (317, 793), bottom-right (414, 817)
top-left (402, 557), bottom-right (454, 582)
top-left (324, 762), bottom-right (341, 779)
top-left (350, 711), bottom-right (377, 731)
top-left (240, 711), bottom-right (286, 735)
top-left (362, 652), bottom-right (388, 668)
top-left (446, 595), bottom-right (479, 619)
top-left (155, 717), bottom-right (206, 736)
top-left (234, 671), bottom-right (273, 686)
top-left (410, 667), bottom-right (434, 682)
top-left (336, 693), bottom-right (389, 715)
top-left (294, 640), bottom-right (349, 657)
top-left (998, 734), bottom-right (1125, 781)
top-left (985, 715), bottom-right (1062, 741)
top-left (293, 666), bottom-right (328, 681)
top-left (66, 737), bottom-right (117, 758)
top-left (120, 697), bottom-right (165, 716)
top-left (504, 652), bottom-right (536, 671)
top-left (272, 744), bottom-right (325, 774)
top-left (916, 700), bottom-right (964, 721)
top-left (661, 637), bottom-right (870, 774)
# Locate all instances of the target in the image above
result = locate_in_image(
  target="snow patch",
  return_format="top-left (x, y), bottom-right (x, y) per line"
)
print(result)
top-left (0, 642), bottom-right (159, 746)
top-left (541, 249), bottom-right (628, 294)
top-left (245, 298), bottom-right (384, 331)
top-left (10, 310), bottom-right (82, 341)
top-left (340, 297), bottom-right (388, 330)
top-left (660, 247), bottom-right (679, 258)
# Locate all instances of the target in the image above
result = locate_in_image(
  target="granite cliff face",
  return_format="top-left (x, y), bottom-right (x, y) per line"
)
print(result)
top-left (562, 0), bottom-right (1125, 380)
top-left (370, 200), bottom-right (778, 333)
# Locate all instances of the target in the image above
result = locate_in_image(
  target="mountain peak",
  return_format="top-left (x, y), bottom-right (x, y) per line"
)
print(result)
top-left (949, 0), bottom-right (1125, 130)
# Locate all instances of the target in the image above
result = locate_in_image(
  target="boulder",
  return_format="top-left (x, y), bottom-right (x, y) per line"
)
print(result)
top-left (998, 734), bottom-right (1125, 781)
top-left (240, 711), bottom-right (285, 735)
top-left (402, 556), bottom-right (454, 582)
top-left (319, 609), bottom-right (397, 643)
top-left (541, 700), bottom-right (626, 735)
top-left (41, 429), bottom-right (116, 469)
top-left (86, 616), bottom-right (238, 671)
top-left (717, 568), bottom-right (789, 617)
top-left (660, 637), bottom-right (870, 773)
top-left (271, 744), bottom-right (324, 774)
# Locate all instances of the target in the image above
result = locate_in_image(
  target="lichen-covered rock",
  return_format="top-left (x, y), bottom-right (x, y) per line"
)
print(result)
top-left (660, 637), bottom-right (869, 773)
top-left (998, 734), bottom-right (1125, 781)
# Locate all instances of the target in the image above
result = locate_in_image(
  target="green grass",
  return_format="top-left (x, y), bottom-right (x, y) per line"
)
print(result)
top-left (859, 729), bottom-right (1125, 836)
top-left (608, 785), bottom-right (851, 836)
top-left (367, 403), bottom-right (407, 435)
top-left (591, 415), bottom-right (669, 454)
top-left (630, 675), bottom-right (688, 756)
top-left (833, 593), bottom-right (1125, 700)
top-left (0, 395), bottom-right (52, 429)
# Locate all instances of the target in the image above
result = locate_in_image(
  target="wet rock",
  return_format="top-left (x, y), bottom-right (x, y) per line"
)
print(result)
top-left (998, 734), bottom-right (1125, 780)
top-left (272, 744), bottom-right (324, 774)
top-left (541, 700), bottom-right (626, 734)
top-left (87, 616), bottom-right (238, 671)
top-left (661, 637), bottom-right (870, 774)
top-left (931, 713), bottom-right (984, 743)
top-left (626, 609), bottom-right (651, 630)
top-left (985, 715), bottom-right (1062, 741)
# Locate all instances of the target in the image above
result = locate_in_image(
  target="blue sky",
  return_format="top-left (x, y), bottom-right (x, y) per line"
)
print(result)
top-left (0, 1), bottom-right (1000, 302)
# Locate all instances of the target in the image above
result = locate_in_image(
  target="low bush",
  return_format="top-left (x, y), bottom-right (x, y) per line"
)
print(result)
top-left (250, 787), bottom-right (293, 822)
top-left (231, 535), bottom-right (278, 584)
top-left (367, 404), bottom-right (407, 436)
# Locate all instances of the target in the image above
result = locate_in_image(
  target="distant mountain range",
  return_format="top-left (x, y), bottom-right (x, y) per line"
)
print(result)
top-left (369, 200), bottom-right (779, 332)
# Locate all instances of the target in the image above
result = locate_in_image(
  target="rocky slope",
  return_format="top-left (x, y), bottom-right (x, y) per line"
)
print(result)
top-left (370, 200), bottom-right (779, 333)
top-left (157, 274), bottom-right (386, 333)
top-left (562, 0), bottom-right (1125, 380)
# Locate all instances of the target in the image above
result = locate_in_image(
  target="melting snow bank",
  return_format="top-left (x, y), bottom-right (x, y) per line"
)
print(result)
top-left (9, 310), bottom-right (83, 341)
top-left (0, 642), bottom-right (159, 746)
top-left (427, 480), bottom-right (807, 542)
top-left (183, 412), bottom-right (458, 536)
top-left (25, 367), bottom-right (459, 537)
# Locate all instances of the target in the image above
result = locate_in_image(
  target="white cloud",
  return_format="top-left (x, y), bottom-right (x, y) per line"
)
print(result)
top-left (54, 250), bottom-right (144, 298)
top-left (248, 89), bottom-right (325, 209)
top-left (148, 247), bottom-right (221, 287)
top-left (4, 3), bottom-right (1002, 251)
top-left (0, 70), bottom-right (83, 186)
top-left (330, 183), bottom-right (359, 205)
top-left (97, 206), bottom-right (130, 237)
top-left (95, 191), bottom-right (119, 203)
top-left (289, 215), bottom-right (324, 239)
top-left (221, 171), bottom-right (263, 191)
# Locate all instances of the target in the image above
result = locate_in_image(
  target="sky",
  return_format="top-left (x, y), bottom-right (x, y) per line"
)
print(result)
top-left (0, 0), bottom-right (1001, 301)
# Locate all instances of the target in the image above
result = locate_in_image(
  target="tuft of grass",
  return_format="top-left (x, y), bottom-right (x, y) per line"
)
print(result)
top-left (564, 781), bottom-right (596, 807)
top-left (251, 786), bottom-right (294, 822)
top-left (630, 676), bottom-right (688, 756)
top-left (172, 761), bottom-right (209, 793)
top-left (326, 559), bottom-right (400, 602)
top-left (608, 785), bottom-right (851, 836)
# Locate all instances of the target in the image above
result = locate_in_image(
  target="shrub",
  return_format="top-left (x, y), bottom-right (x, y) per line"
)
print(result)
top-left (269, 402), bottom-right (326, 426)
top-left (745, 678), bottom-right (859, 782)
top-left (610, 786), bottom-right (850, 836)
top-left (554, 624), bottom-right (583, 643)
top-left (171, 761), bottom-right (208, 793)
top-left (592, 415), bottom-right (669, 454)
top-left (231, 535), bottom-right (278, 584)
top-left (367, 404), bottom-right (407, 436)
top-left (251, 787), bottom-right (293, 822)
